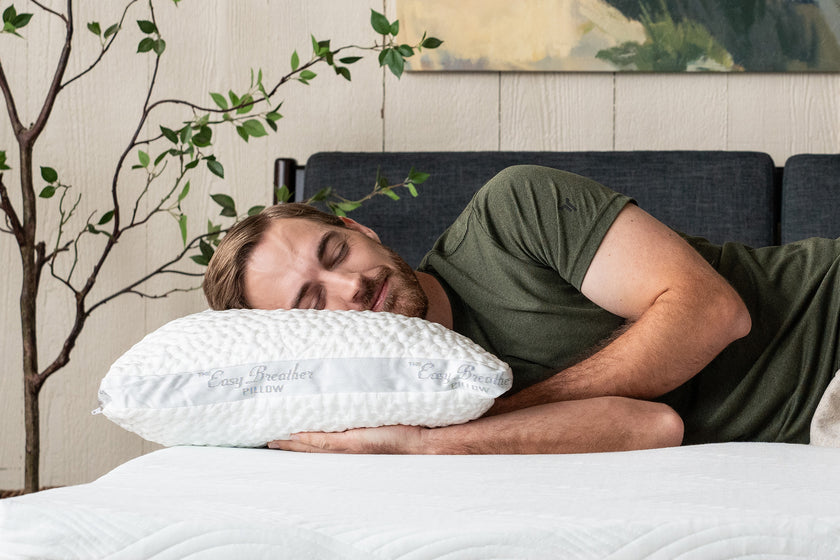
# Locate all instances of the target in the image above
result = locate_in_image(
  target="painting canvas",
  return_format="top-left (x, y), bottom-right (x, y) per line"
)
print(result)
top-left (398, 0), bottom-right (840, 72)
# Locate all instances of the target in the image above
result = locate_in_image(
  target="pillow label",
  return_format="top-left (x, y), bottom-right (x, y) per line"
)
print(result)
top-left (100, 356), bottom-right (511, 410)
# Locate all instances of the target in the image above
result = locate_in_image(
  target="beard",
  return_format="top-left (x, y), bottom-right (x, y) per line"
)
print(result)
top-left (365, 244), bottom-right (428, 319)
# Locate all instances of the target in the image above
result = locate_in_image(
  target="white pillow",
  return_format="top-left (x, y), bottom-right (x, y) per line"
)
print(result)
top-left (95, 309), bottom-right (512, 447)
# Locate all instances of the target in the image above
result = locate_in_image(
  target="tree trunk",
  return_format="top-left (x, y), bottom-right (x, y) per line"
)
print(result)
top-left (23, 372), bottom-right (39, 494)
top-left (19, 132), bottom-right (40, 494)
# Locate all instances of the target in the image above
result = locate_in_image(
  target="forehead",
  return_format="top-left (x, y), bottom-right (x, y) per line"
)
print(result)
top-left (243, 218), bottom-right (339, 309)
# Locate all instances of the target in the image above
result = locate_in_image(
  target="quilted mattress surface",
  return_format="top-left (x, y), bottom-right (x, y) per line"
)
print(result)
top-left (2, 442), bottom-right (840, 559)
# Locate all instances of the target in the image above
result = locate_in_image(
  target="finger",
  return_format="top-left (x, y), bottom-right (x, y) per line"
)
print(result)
top-left (267, 432), bottom-right (347, 453)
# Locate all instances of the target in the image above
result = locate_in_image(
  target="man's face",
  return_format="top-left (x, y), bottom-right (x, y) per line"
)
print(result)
top-left (244, 217), bottom-right (428, 318)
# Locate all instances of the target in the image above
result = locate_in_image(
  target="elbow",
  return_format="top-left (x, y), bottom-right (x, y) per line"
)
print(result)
top-left (718, 286), bottom-right (752, 343)
top-left (652, 404), bottom-right (684, 448)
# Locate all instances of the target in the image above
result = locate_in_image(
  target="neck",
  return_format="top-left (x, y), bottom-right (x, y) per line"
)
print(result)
top-left (416, 271), bottom-right (453, 330)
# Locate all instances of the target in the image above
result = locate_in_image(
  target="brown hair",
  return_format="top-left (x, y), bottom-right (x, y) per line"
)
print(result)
top-left (202, 203), bottom-right (345, 310)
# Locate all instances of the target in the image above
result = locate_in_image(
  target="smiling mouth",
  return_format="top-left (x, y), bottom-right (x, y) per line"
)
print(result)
top-left (371, 277), bottom-right (389, 311)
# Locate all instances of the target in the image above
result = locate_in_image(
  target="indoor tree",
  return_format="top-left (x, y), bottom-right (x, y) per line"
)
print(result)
top-left (0, 0), bottom-right (440, 494)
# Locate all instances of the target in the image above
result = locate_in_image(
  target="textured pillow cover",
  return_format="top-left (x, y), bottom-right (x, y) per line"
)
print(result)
top-left (96, 309), bottom-right (513, 447)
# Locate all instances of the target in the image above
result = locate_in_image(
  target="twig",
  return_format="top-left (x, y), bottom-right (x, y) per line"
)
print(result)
top-left (30, 1), bottom-right (68, 22)
top-left (87, 230), bottom-right (223, 315)
top-left (62, 1), bottom-right (139, 89)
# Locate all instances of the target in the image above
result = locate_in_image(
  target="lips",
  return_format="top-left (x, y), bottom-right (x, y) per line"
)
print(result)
top-left (371, 277), bottom-right (389, 311)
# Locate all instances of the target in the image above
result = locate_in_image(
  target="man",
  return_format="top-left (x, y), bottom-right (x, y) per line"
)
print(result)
top-left (203, 165), bottom-right (840, 454)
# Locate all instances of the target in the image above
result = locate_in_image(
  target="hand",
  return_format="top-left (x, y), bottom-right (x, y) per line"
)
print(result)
top-left (267, 424), bottom-right (428, 454)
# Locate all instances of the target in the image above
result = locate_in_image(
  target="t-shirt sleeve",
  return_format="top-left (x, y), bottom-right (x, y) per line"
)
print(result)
top-left (467, 165), bottom-right (633, 290)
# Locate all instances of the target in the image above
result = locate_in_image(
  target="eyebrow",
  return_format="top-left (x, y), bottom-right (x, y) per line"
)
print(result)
top-left (290, 231), bottom-right (339, 309)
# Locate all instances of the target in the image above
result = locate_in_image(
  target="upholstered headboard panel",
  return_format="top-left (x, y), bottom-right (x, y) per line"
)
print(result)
top-left (302, 151), bottom-right (777, 268)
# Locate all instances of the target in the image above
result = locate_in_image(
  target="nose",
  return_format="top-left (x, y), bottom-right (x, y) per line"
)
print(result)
top-left (322, 270), bottom-right (366, 310)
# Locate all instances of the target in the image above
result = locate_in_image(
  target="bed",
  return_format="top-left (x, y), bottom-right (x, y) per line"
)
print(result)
top-left (3, 443), bottom-right (840, 559)
top-left (2, 150), bottom-right (840, 559)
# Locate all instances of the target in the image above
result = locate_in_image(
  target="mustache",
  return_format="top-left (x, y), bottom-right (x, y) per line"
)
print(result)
top-left (359, 268), bottom-right (390, 309)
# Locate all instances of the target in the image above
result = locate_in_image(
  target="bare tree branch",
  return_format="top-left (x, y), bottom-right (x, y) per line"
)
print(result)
top-left (62, 1), bottom-right (139, 89)
top-left (0, 174), bottom-right (24, 244)
top-left (23, 1), bottom-right (74, 145)
top-left (0, 60), bottom-right (24, 135)
top-left (30, 1), bottom-right (68, 22)
top-left (86, 229), bottom-right (219, 316)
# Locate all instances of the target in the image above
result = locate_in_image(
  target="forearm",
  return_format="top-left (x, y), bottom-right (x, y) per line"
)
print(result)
top-left (269, 396), bottom-right (684, 455)
top-left (492, 285), bottom-right (751, 414)
top-left (422, 397), bottom-right (683, 454)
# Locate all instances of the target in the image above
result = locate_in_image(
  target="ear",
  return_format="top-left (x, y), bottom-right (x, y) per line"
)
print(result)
top-left (339, 216), bottom-right (381, 243)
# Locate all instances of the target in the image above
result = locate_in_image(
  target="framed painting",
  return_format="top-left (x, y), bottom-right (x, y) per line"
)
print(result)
top-left (398, 0), bottom-right (840, 72)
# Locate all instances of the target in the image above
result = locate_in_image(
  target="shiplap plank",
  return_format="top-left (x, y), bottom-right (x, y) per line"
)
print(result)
top-left (727, 73), bottom-right (840, 165)
top-left (384, 70), bottom-right (500, 151)
top-left (614, 73), bottom-right (728, 150)
top-left (501, 73), bottom-right (614, 151)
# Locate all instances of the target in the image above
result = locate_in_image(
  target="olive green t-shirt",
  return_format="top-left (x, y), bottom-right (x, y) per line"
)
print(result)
top-left (418, 165), bottom-right (840, 444)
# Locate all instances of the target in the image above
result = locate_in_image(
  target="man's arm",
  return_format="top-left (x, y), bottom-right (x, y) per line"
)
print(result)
top-left (268, 397), bottom-right (683, 454)
top-left (489, 204), bottom-right (752, 415)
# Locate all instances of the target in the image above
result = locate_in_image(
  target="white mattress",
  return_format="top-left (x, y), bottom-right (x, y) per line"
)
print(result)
top-left (2, 443), bottom-right (840, 559)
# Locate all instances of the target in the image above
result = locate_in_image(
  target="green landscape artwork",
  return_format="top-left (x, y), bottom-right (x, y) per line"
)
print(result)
top-left (399, 0), bottom-right (840, 72)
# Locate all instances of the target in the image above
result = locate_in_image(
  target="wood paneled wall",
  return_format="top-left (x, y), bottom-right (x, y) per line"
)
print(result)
top-left (0, 0), bottom-right (837, 488)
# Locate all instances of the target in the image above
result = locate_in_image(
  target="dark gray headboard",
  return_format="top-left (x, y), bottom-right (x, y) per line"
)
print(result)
top-left (298, 151), bottom-right (778, 268)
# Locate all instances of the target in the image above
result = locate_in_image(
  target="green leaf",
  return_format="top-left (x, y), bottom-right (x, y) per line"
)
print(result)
top-left (104, 23), bottom-right (120, 38)
top-left (199, 238), bottom-right (214, 258)
top-left (179, 214), bottom-right (188, 246)
top-left (370, 9), bottom-right (391, 35)
top-left (160, 126), bottom-right (178, 144)
top-left (153, 38), bottom-right (166, 55)
top-left (210, 92), bottom-right (228, 110)
top-left (179, 123), bottom-right (193, 144)
top-left (265, 111), bottom-right (282, 122)
top-left (383, 49), bottom-right (404, 78)
top-left (138, 150), bottom-right (150, 167)
top-left (39, 186), bottom-right (56, 199)
top-left (335, 66), bottom-right (351, 81)
top-left (137, 37), bottom-right (155, 53)
top-left (206, 159), bottom-right (225, 179)
top-left (210, 193), bottom-right (236, 213)
top-left (236, 94), bottom-right (254, 114)
top-left (242, 119), bottom-right (267, 138)
top-left (228, 90), bottom-right (240, 107)
top-left (421, 37), bottom-right (443, 49)
top-left (336, 201), bottom-right (361, 213)
top-left (190, 254), bottom-right (210, 266)
top-left (383, 188), bottom-right (400, 201)
top-left (154, 151), bottom-right (168, 166)
top-left (291, 50), bottom-right (299, 71)
top-left (40, 166), bottom-right (58, 183)
top-left (398, 44), bottom-right (414, 57)
top-left (308, 187), bottom-right (332, 202)
top-left (407, 182), bottom-right (418, 197)
top-left (407, 167), bottom-right (430, 184)
top-left (247, 205), bottom-right (265, 216)
top-left (299, 70), bottom-right (316, 81)
top-left (3, 21), bottom-right (21, 37)
top-left (2, 6), bottom-right (16, 23)
top-left (184, 158), bottom-right (200, 170)
top-left (177, 180), bottom-right (191, 202)
top-left (98, 210), bottom-right (114, 225)
top-left (0, 150), bottom-right (9, 170)
top-left (390, 20), bottom-right (400, 36)
top-left (192, 126), bottom-right (212, 147)
top-left (275, 184), bottom-right (291, 203)
top-left (137, 20), bottom-right (157, 34)
top-left (235, 126), bottom-right (249, 142)
top-left (87, 21), bottom-right (101, 36)
top-left (12, 13), bottom-right (29, 28)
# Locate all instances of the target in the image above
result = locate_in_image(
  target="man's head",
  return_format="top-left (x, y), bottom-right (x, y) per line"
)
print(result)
top-left (203, 203), bottom-right (428, 318)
